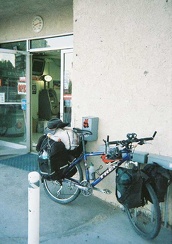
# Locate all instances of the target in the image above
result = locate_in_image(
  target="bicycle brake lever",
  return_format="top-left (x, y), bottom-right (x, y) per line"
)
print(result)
top-left (152, 131), bottom-right (157, 139)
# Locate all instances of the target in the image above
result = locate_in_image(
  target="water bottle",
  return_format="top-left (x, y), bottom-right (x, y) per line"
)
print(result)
top-left (89, 163), bottom-right (95, 180)
top-left (42, 150), bottom-right (48, 159)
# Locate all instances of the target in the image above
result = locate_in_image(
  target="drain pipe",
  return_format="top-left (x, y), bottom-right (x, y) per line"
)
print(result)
top-left (28, 171), bottom-right (40, 244)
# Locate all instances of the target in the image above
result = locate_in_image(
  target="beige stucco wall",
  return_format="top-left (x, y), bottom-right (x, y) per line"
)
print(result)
top-left (0, 1), bottom-right (73, 42)
top-left (72, 0), bottom-right (172, 222)
top-left (73, 0), bottom-right (172, 157)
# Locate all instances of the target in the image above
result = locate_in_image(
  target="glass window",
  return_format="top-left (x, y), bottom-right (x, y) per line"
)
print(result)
top-left (30, 35), bottom-right (73, 50)
top-left (0, 41), bottom-right (26, 51)
top-left (62, 51), bottom-right (73, 125)
top-left (0, 52), bottom-right (26, 102)
top-left (0, 50), bottom-right (28, 150)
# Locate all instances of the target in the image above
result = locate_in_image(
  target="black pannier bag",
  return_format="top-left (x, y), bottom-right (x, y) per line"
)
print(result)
top-left (116, 166), bottom-right (143, 208)
top-left (36, 135), bottom-right (76, 180)
top-left (142, 164), bottom-right (171, 202)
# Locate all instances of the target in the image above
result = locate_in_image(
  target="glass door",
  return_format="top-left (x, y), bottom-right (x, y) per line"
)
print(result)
top-left (60, 49), bottom-right (73, 125)
top-left (0, 49), bottom-right (30, 155)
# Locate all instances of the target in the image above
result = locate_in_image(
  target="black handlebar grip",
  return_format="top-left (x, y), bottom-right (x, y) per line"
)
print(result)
top-left (107, 135), bottom-right (109, 143)
top-left (152, 131), bottom-right (157, 138)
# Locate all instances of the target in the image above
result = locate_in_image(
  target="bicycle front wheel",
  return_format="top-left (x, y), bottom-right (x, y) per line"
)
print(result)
top-left (125, 182), bottom-right (161, 240)
top-left (43, 163), bottom-right (83, 204)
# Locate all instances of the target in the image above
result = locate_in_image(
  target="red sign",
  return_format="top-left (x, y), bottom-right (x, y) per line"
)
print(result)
top-left (18, 82), bottom-right (26, 94)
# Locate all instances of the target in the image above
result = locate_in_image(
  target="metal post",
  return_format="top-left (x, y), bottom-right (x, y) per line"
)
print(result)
top-left (28, 171), bottom-right (40, 244)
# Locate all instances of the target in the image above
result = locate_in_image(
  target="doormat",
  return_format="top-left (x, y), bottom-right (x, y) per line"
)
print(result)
top-left (0, 153), bottom-right (38, 172)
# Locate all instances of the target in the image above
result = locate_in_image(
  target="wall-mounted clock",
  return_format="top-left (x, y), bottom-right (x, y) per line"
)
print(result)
top-left (32, 16), bottom-right (44, 33)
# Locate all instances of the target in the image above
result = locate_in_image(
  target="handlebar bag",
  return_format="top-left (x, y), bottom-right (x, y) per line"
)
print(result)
top-left (142, 164), bottom-right (171, 202)
top-left (116, 166), bottom-right (143, 208)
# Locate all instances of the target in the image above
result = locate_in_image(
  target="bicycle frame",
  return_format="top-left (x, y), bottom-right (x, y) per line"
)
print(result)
top-left (66, 149), bottom-right (132, 188)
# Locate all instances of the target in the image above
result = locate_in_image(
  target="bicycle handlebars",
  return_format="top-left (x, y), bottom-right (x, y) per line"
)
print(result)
top-left (106, 131), bottom-right (157, 147)
top-left (73, 127), bottom-right (157, 149)
top-left (73, 128), bottom-right (92, 136)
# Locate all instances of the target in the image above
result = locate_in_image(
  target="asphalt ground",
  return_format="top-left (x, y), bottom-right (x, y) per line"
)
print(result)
top-left (0, 163), bottom-right (172, 244)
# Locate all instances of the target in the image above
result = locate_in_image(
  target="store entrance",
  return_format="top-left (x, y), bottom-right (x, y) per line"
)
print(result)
top-left (31, 49), bottom-right (73, 152)
top-left (0, 36), bottom-right (73, 155)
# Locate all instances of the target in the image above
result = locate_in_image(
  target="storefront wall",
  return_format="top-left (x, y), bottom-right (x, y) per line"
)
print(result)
top-left (0, 1), bottom-right (73, 41)
top-left (0, 1), bottom-right (73, 153)
top-left (73, 0), bottom-right (172, 224)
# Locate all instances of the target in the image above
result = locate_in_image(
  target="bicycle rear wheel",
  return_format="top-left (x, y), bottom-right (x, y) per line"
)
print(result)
top-left (125, 182), bottom-right (161, 240)
top-left (42, 164), bottom-right (83, 204)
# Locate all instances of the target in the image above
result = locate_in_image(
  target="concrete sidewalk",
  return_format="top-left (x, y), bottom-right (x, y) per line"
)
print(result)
top-left (0, 163), bottom-right (171, 244)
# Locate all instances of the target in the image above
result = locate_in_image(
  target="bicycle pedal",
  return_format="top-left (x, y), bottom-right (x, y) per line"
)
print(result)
top-left (102, 189), bottom-right (112, 194)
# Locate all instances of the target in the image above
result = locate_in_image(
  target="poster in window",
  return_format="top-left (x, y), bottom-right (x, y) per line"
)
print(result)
top-left (18, 82), bottom-right (26, 94)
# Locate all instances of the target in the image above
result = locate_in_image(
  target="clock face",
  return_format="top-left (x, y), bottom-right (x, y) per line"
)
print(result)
top-left (32, 16), bottom-right (43, 33)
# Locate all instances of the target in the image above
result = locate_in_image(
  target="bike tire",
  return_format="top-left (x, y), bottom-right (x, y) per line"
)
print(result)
top-left (125, 182), bottom-right (161, 240)
top-left (42, 163), bottom-right (83, 204)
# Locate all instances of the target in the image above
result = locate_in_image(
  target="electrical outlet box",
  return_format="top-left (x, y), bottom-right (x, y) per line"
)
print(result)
top-left (82, 116), bottom-right (99, 141)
